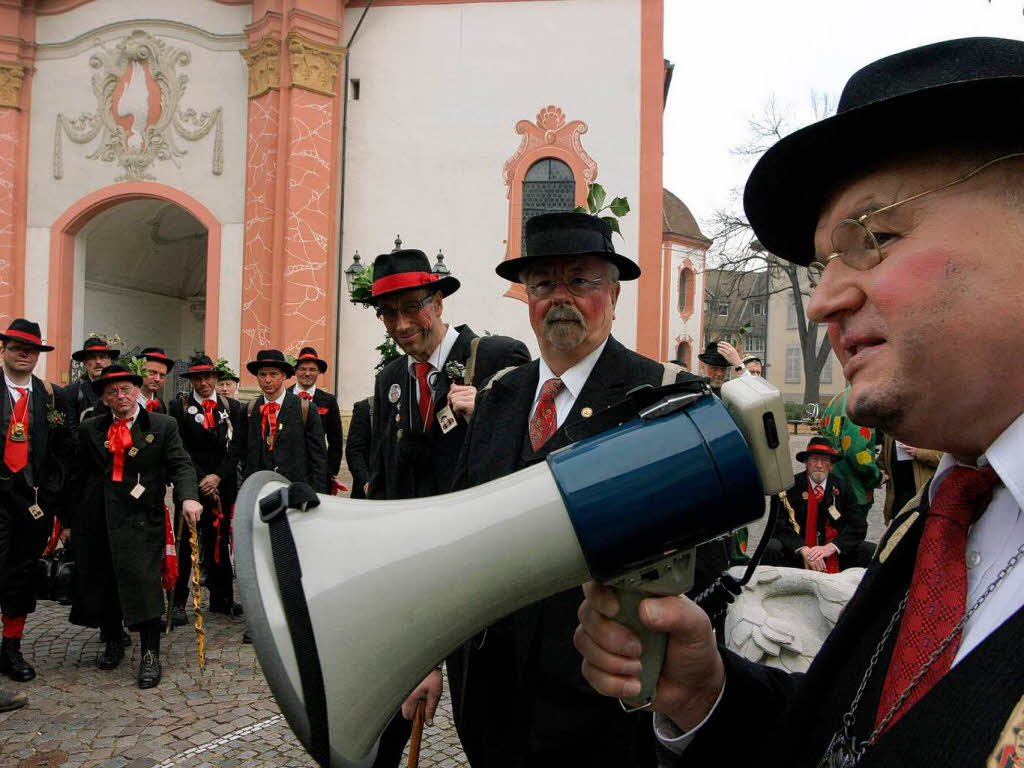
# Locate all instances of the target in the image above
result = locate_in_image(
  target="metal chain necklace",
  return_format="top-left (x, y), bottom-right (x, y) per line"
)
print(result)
top-left (817, 541), bottom-right (1024, 768)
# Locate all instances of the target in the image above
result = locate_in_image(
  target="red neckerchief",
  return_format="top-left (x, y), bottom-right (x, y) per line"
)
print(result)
top-left (260, 400), bottom-right (280, 448)
top-left (107, 417), bottom-right (132, 481)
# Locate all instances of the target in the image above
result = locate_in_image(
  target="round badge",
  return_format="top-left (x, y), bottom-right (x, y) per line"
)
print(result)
top-left (187, 405), bottom-right (198, 415)
top-left (394, 413), bottom-right (401, 422)
top-left (195, 414), bottom-right (205, 424)
top-left (388, 383), bottom-right (401, 404)
top-left (581, 407), bottom-right (593, 418)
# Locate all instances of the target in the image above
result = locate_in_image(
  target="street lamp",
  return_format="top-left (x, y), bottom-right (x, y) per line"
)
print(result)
top-left (432, 249), bottom-right (450, 277)
top-left (392, 234), bottom-right (402, 252)
top-left (344, 250), bottom-right (364, 294)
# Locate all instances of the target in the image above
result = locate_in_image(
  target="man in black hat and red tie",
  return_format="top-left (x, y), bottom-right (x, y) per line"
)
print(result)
top-left (575, 37), bottom-right (1024, 767)
top-left (168, 355), bottom-right (244, 627)
top-left (65, 336), bottom-right (120, 423)
top-left (138, 347), bottom-right (173, 414)
top-left (0, 319), bottom-right (73, 690)
top-left (67, 363), bottom-right (201, 688)
top-left (763, 436), bottom-right (873, 573)
top-left (233, 349), bottom-right (327, 493)
top-left (363, 248), bottom-right (529, 767)
top-left (291, 347), bottom-right (344, 493)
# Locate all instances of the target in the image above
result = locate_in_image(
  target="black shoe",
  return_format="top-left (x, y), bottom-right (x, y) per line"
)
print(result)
top-left (99, 628), bottom-right (132, 648)
top-left (242, 629), bottom-right (252, 644)
top-left (0, 688), bottom-right (27, 713)
top-left (0, 638), bottom-right (36, 682)
top-left (137, 650), bottom-right (161, 689)
top-left (97, 640), bottom-right (124, 670)
top-left (171, 606), bottom-right (188, 627)
top-left (209, 600), bottom-right (244, 617)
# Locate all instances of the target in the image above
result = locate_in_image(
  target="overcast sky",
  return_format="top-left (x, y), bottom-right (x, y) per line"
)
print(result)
top-left (663, 0), bottom-right (1024, 238)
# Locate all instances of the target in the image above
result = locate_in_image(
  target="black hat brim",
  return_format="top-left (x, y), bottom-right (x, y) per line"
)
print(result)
top-left (90, 372), bottom-right (143, 395)
top-left (368, 275), bottom-right (461, 304)
top-left (72, 349), bottom-right (121, 362)
top-left (246, 360), bottom-right (295, 377)
top-left (745, 77), bottom-right (1024, 267)
top-left (218, 374), bottom-right (240, 382)
top-left (697, 353), bottom-right (732, 368)
top-left (0, 333), bottom-right (54, 352)
top-left (795, 449), bottom-right (842, 463)
top-left (495, 253), bottom-right (640, 283)
top-left (181, 368), bottom-right (221, 379)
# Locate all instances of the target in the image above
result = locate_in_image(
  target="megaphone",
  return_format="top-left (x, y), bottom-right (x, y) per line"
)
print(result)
top-left (235, 376), bottom-right (792, 766)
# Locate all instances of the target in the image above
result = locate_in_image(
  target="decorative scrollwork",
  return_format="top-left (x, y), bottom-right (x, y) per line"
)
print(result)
top-left (53, 30), bottom-right (223, 181)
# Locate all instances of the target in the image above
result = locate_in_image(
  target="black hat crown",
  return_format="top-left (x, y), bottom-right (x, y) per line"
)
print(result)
top-left (182, 354), bottom-right (219, 378)
top-left (697, 341), bottom-right (731, 368)
top-left (795, 437), bottom-right (842, 464)
top-left (295, 346), bottom-right (328, 373)
top-left (0, 318), bottom-right (54, 351)
top-left (140, 347), bottom-right (174, 372)
top-left (73, 336), bottom-right (121, 361)
top-left (369, 249), bottom-right (461, 302)
top-left (90, 363), bottom-right (143, 395)
top-left (246, 349), bottom-right (295, 378)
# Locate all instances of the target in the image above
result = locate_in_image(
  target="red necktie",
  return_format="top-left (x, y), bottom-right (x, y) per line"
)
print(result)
top-left (145, 398), bottom-right (160, 412)
top-left (201, 399), bottom-right (217, 430)
top-left (4, 387), bottom-right (29, 474)
top-left (260, 401), bottom-right (280, 448)
top-left (106, 418), bottom-right (133, 482)
top-left (413, 362), bottom-right (434, 427)
top-left (297, 390), bottom-right (314, 402)
top-left (875, 465), bottom-right (999, 732)
top-left (529, 378), bottom-right (563, 451)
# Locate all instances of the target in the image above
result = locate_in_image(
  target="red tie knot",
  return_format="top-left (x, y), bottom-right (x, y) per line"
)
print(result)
top-left (15, 387), bottom-right (26, 397)
top-left (202, 399), bottom-right (217, 411)
top-left (813, 485), bottom-right (824, 502)
top-left (413, 362), bottom-right (432, 380)
top-left (261, 401), bottom-right (280, 416)
top-left (297, 390), bottom-right (314, 401)
top-left (539, 377), bottom-right (563, 403)
top-left (930, 465), bottom-right (1000, 528)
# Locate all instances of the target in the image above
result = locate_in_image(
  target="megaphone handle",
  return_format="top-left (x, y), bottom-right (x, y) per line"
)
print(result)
top-left (612, 587), bottom-right (667, 710)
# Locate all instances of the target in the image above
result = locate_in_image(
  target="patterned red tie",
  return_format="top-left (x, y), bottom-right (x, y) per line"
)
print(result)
top-left (875, 465), bottom-right (1000, 732)
top-left (297, 390), bottom-right (314, 402)
top-left (201, 399), bottom-right (218, 430)
top-left (529, 378), bottom-right (563, 451)
top-left (106, 418), bottom-right (133, 482)
top-left (4, 387), bottom-right (29, 474)
top-left (413, 362), bottom-right (434, 427)
top-left (260, 401), bottom-right (280, 448)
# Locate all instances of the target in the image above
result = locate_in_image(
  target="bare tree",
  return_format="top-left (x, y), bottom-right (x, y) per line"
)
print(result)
top-left (700, 92), bottom-right (836, 404)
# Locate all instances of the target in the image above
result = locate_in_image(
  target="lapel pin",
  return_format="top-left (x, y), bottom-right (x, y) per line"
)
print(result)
top-left (581, 407), bottom-right (593, 418)
top-left (388, 384), bottom-right (401, 404)
top-left (128, 447), bottom-right (139, 457)
top-left (187, 405), bottom-right (198, 415)
top-left (145, 434), bottom-right (154, 443)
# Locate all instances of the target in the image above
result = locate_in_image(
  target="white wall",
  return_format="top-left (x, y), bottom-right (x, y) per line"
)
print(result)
top-left (335, 0), bottom-right (644, 407)
top-left (83, 282), bottom-right (201, 362)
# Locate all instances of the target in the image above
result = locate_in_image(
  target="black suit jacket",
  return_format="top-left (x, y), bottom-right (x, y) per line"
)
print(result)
top-left (168, 393), bottom-right (241, 502)
top-left (776, 470), bottom-right (865, 554)
top-left (294, 386), bottom-right (344, 487)
top-left (673, 485), bottom-right (1024, 767)
top-left (367, 324), bottom-right (530, 500)
top-left (447, 337), bottom-right (713, 768)
top-left (345, 397), bottom-right (373, 499)
top-left (63, 378), bottom-right (101, 424)
top-left (0, 375), bottom-right (74, 501)
top-left (233, 391), bottom-right (328, 493)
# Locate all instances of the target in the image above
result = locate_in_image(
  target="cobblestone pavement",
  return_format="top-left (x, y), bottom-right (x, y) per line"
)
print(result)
top-left (0, 435), bottom-right (885, 767)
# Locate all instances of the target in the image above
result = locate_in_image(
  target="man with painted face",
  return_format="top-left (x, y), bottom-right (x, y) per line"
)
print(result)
top-left (440, 212), bottom-right (713, 768)
top-left (291, 347), bottom-right (344, 493)
top-left (364, 248), bottom-right (529, 768)
top-left (138, 347), bottom-right (173, 414)
top-left (575, 37), bottom-right (1024, 767)
top-left (65, 336), bottom-right (119, 423)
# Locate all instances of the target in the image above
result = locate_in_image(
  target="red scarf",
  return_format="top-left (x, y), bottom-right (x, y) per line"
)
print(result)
top-left (261, 401), bottom-right (280, 448)
top-left (805, 478), bottom-right (839, 574)
top-left (106, 418), bottom-right (133, 482)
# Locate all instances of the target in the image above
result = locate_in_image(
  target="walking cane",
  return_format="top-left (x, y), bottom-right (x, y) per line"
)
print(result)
top-left (187, 515), bottom-right (206, 671)
top-left (166, 509), bottom-right (186, 634)
top-left (407, 699), bottom-right (426, 768)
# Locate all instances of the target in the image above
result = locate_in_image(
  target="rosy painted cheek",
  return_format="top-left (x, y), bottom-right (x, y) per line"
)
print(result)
top-left (871, 247), bottom-right (950, 310)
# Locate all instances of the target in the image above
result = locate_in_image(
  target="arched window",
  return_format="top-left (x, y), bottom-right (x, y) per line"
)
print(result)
top-left (521, 158), bottom-right (575, 256)
top-left (676, 341), bottom-right (691, 368)
top-left (677, 266), bottom-right (695, 314)
top-left (678, 269), bottom-right (687, 312)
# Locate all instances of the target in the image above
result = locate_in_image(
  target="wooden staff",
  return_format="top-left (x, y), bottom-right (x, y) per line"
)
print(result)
top-left (166, 509), bottom-right (186, 634)
top-left (407, 699), bottom-right (426, 768)
top-left (187, 516), bottom-right (205, 671)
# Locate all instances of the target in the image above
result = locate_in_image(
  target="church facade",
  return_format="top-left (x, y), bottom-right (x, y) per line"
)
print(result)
top-left (1, 0), bottom-right (678, 411)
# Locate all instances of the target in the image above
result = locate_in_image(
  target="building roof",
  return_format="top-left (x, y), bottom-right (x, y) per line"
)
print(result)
top-left (663, 189), bottom-right (711, 244)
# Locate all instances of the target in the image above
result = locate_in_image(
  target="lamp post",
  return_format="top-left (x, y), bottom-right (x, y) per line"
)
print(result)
top-left (344, 250), bottom-right (365, 295)
top-left (432, 249), bottom-right (450, 277)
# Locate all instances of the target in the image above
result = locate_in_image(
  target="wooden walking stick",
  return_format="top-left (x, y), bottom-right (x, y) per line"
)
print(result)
top-left (407, 699), bottom-right (426, 768)
top-left (187, 515), bottom-right (205, 671)
top-left (166, 509), bottom-right (186, 634)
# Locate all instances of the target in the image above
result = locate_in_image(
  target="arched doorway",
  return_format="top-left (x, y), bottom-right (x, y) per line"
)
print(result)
top-left (46, 183), bottom-right (221, 384)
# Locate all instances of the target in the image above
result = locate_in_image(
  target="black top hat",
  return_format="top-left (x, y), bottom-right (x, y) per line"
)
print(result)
top-left (369, 250), bottom-right (460, 303)
top-left (745, 37), bottom-right (1024, 266)
top-left (795, 437), bottom-right (842, 464)
top-left (496, 212), bottom-right (641, 282)
top-left (72, 336), bottom-right (121, 362)
top-left (181, 354), bottom-right (220, 379)
top-left (0, 319), bottom-right (54, 351)
top-left (90, 363), bottom-right (143, 395)
top-left (246, 349), bottom-right (295, 378)
top-left (140, 347), bottom-right (175, 372)
top-left (697, 341), bottom-right (731, 368)
top-left (295, 346), bottom-right (328, 374)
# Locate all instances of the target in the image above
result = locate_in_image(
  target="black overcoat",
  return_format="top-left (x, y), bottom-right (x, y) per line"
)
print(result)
top-left (69, 408), bottom-right (198, 627)
top-left (233, 391), bottom-right (328, 493)
top-left (295, 386), bottom-right (344, 489)
top-left (345, 397), bottom-right (373, 499)
top-left (446, 336), bottom-right (720, 768)
top-left (775, 469), bottom-right (865, 555)
top-left (672, 485), bottom-right (1024, 767)
top-left (367, 324), bottom-right (530, 500)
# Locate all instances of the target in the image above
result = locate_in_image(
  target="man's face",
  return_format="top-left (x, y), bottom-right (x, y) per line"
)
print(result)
top-left (102, 382), bottom-right (140, 419)
top-left (378, 290), bottom-right (444, 361)
top-left (1, 342), bottom-right (40, 377)
top-left (702, 363), bottom-right (728, 389)
top-left (808, 154), bottom-right (1024, 454)
top-left (142, 361), bottom-right (169, 395)
top-left (192, 373), bottom-right (218, 399)
top-left (295, 361), bottom-right (320, 388)
top-left (217, 379), bottom-right (237, 399)
top-left (805, 454), bottom-right (832, 486)
top-left (257, 367), bottom-right (286, 398)
top-left (745, 361), bottom-right (763, 377)
top-left (526, 256), bottom-right (619, 359)
top-left (81, 352), bottom-right (111, 380)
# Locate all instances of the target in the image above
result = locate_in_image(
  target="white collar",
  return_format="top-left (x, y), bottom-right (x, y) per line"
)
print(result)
top-left (192, 392), bottom-right (219, 407)
top-left (4, 372), bottom-right (32, 391)
top-left (264, 389), bottom-right (288, 406)
top-left (407, 324), bottom-right (460, 375)
top-left (293, 383), bottom-right (317, 397)
top-left (116, 405), bottom-right (141, 426)
top-left (536, 338), bottom-right (609, 400)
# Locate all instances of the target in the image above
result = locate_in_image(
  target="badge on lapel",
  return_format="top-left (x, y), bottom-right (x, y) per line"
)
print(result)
top-left (987, 693), bottom-right (1024, 768)
top-left (388, 384), bottom-right (401, 404)
top-left (128, 447), bottom-right (139, 457)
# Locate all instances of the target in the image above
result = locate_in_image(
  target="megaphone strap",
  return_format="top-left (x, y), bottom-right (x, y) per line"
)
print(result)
top-left (259, 485), bottom-right (330, 767)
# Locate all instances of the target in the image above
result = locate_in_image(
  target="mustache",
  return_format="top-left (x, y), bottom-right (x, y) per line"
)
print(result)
top-left (544, 304), bottom-right (585, 328)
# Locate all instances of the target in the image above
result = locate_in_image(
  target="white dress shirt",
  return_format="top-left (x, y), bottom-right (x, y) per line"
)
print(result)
top-left (656, 410), bottom-right (1024, 753)
top-left (4, 373), bottom-right (31, 405)
top-left (293, 384), bottom-right (317, 398)
top-left (406, 324), bottom-right (460, 405)
top-left (530, 339), bottom-right (608, 428)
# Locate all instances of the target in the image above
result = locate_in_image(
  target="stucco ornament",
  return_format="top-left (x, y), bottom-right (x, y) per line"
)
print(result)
top-left (502, 105), bottom-right (598, 194)
top-left (0, 63), bottom-right (27, 110)
top-left (53, 30), bottom-right (223, 181)
top-left (286, 32), bottom-right (345, 98)
top-left (723, 565), bottom-right (865, 672)
top-left (240, 36), bottom-right (281, 99)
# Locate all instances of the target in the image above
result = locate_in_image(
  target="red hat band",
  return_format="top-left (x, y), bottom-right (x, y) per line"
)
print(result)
top-left (372, 271), bottom-right (439, 297)
top-left (188, 364), bottom-right (216, 373)
top-left (298, 354), bottom-right (319, 361)
top-left (4, 329), bottom-right (44, 345)
top-left (84, 344), bottom-right (111, 352)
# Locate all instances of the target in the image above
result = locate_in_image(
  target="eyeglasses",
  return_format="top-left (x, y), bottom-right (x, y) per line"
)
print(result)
top-left (808, 152), bottom-right (1024, 282)
top-left (103, 384), bottom-right (136, 398)
top-left (375, 294), bottom-right (435, 323)
top-left (525, 277), bottom-right (606, 300)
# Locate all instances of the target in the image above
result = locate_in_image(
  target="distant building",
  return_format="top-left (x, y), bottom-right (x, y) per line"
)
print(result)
top-left (701, 268), bottom-right (767, 364)
top-left (661, 189), bottom-right (710, 370)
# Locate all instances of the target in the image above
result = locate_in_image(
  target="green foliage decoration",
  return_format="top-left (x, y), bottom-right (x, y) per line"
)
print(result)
top-left (573, 182), bottom-right (631, 237)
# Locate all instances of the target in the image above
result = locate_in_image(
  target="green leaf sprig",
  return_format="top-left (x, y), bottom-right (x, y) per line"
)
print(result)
top-left (125, 356), bottom-right (148, 378)
top-left (573, 183), bottom-right (630, 237)
top-left (350, 264), bottom-right (375, 305)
